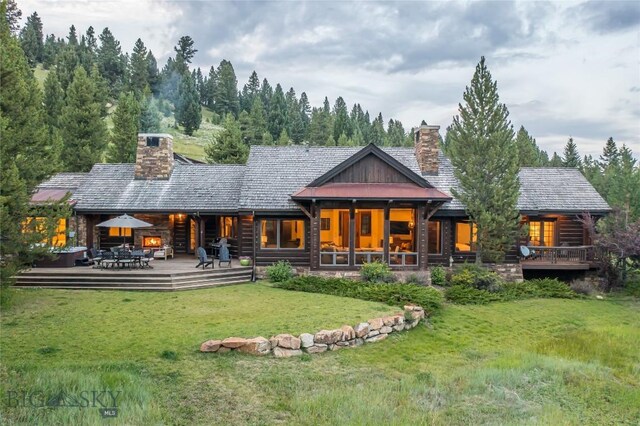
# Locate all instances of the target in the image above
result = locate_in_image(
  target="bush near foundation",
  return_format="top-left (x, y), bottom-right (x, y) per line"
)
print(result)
top-left (266, 260), bottom-right (293, 282)
top-left (275, 275), bottom-right (443, 315)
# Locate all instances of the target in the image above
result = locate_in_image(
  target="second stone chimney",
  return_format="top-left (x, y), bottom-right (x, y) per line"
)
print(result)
top-left (134, 133), bottom-right (174, 180)
top-left (414, 121), bottom-right (440, 175)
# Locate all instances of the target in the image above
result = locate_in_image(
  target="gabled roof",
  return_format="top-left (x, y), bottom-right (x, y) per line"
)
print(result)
top-left (308, 143), bottom-right (430, 188)
top-left (72, 163), bottom-right (245, 212)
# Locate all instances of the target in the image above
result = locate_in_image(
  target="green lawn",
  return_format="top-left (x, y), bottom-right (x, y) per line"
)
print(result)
top-left (1, 284), bottom-right (638, 425)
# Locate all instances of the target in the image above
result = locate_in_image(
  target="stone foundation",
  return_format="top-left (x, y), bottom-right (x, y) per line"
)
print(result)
top-left (200, 305), bottom-right (426, 357)
top-left (485, 263), bottom-right (524, 282)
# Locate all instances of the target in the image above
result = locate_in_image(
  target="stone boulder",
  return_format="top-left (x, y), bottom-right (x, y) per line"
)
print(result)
top-left (380, 326), bottom-right (393, 334)
top-left (222, 337), bottom-right (248, 349)
top-left (366, 330), bottom-right (380, 338)
top-left (340, 325), bottom-right (356, 341)
top-left (393, 324), bottom-right (405, 332)
top-left (200, 339), bottom-right (222, 352)
top-left (305, 344), bottom-right (328, 354)
top-left (354, 322), bottom-right (369, 338)
top-left (368, 318), bottom-right (384, 330)
top-left (273, 347), bottom-right (303, 358)
top-left (299, 333), bottom-right (315, 348)
top-left (217, 346), bottom-right (231, 354)
top-left (270, 334), bottom-right (301, 350)
top-left (382, 316), bottom-right (395, 327)
top-left (365, 333), bottom-right (388, 343)
top-left (237, 337), bottom-right (271, 356)
top-left (314, 329), bottom-right (343, 345)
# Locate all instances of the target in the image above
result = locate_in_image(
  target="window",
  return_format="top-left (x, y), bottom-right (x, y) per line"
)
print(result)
top-left (261, 219), bottom-right (305, 249)
top-left (320, 209), bottom-right (349, 265)
top-left (219, 216), bottom-right (237, 238)
top-left (360, 212), bottom-right (371, 236)
top-left (455, 221), bottom-right (477, 252)
top-left (320, 218), bottom-right (331, 231)
top-left (428, 221), bottom-right (441, 254)
top-left (108, 227), bottom-right (132, 237)
top-left (528, 220), bottom-right (555, 247)
top-left (23, 217), bottom-right (67, 247)
top-left (146, 136), bottom-right (160, 147)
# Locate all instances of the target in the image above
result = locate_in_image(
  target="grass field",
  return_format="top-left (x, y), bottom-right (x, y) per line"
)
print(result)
top-left (1, 284), bottom-right (638, 425)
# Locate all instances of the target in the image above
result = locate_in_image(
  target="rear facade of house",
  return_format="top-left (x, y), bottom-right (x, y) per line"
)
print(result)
top-left (34, 124), bottom-right (610, 272)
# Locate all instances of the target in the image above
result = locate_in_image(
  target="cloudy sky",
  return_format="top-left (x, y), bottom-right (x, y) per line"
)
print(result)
top-left (19, 0), bottom-right (640, 157)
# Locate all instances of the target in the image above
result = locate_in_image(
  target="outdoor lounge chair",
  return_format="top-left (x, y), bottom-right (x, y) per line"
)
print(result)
top-left (519, 245), bottom-right (538, 260)
top-left (196, 246), bottom-right (213, 269)
top-left (153, 245), bottom-right (174, 260)
top-left (218, 244), bottom-right (231, 268)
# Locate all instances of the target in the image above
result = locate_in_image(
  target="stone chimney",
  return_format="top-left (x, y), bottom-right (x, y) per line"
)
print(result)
top-left (414, 121), bottom-right (440, 175)
top-left (134, 133), bottom-right (174, 180)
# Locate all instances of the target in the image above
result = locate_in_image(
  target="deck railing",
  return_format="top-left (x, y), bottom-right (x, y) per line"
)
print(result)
top-left (525, 245), bottom-right (594, 264)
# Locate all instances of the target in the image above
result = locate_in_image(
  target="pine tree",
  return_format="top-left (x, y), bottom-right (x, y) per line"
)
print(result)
top-left (4, 0), bottom-right (21, 34)
top-left (146, 50), bottom-right (160, 95)
top-left (332, 96), bottom-right (351, 143)
top-left (369, 113), bottom-right (386, 145)
top-left (43, 69), bottom-right (64, 131)
top-left (599, 137), bottom-right (619, 170)
top-left (240, 70), bottom-right (260, 112)
top-left (97, 27), bottom-right (126, 96)
top-left (260, 78), bottom-right (273, 115)
top-left (59, 66), bottom-right (108, 171)
top-left (238, 109), bottom-right (253, 144)
top-left (55, 35), bottom-right (80, 91)
top-left (446, 57), bottom-right (520, 263)
top-left (19, 11), bottom-right (43, 66)
top-left (515, 126), bottom-right (543, 167)
top-left (549, 152), bottom-right (563, 166)
top-left (562, 137), bottom-right (581, 168)
top-left (267, 84), bottom-right (287, 140)
top-left (213, 59), bottom-right (239, 117)
top-left (107, 92), bottom-right (140, 163)
top-left (387, 119), bottom-right (407, 147)
top-left (175, 73), bottom-right (201, 136)
top-left (277, 129), bottom-right (290, 146)
top-left (205, 114), bottom-right (248, 164)
top-left (173, 35), bottom-right (197, 75)
top-left (299, 91), bottom-right (311, 135)
top-left (248, 97), bottom-right (267, 144)
top-left (139, 92), bottom-right (162, 132)
top-left (129, 38), bottom-right (149, 95)
top-left (42, 33), bottom-right (58, 69)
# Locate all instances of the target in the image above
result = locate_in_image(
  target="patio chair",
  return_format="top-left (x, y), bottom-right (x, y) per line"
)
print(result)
top-left (195, 246), bottom-right (213, 269)
top-left (89, 248), bottom-right (103, 268)
top-left (101, 250), bottom-right (118, 269)
top-left (519, 245), bottom-right (538, 260)
top-left (154, 245), bottom-right (174, 260)
top-left (218, 244), bottom-right (231, 268)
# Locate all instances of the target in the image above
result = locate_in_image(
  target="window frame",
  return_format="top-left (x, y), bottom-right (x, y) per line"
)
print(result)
top-left (260, 219), bottom-right (305, 250)
top-left (527, 219), bottom-right (556, 247)
top-left (427, 220), bottom-right (442, 254)
top-left (454, 220), bottom-right (477, 253)
top-left (219, 216), bottom-right (238, 239)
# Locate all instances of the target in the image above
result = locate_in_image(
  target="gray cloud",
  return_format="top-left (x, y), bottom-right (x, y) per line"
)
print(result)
top-left (569, 1), bottom-right (640, 34)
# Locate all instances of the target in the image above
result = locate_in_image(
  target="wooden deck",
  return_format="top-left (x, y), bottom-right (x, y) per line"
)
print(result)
top-left (13, 256), bottom-right (253, 291)
top-left (520, 245), bottom-right (594, 270)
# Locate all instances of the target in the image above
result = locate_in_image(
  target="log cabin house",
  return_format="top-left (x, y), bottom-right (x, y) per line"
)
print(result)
top-left (32, 123), bottom-right (610, 272)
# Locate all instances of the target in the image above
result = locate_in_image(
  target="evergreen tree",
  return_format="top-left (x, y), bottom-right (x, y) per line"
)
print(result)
top-left (332, 96), bottom-right (351, 143)
top-left (350, 127), bottom-right (365, 146)
top-left (4, 0), bottom-right (21, 34)
top-left (59, 66), bottom-right (108, 171)
top-left (42, 33), bottom-right (58, 69)
top-left (277, 128), bottom-right (290, 146)
top-left (387, 119), bottom-right (407, 147)
top-left (97, 27), bottom-right (126, 96)
top-left (107, 92), bottom-right (140, 163)
top-left (202, 65), bottom-right (217, 108)
top-left (43, 69), bottom-right (64, 131)
top-left (238, 110), bottom-right (252, 144)
top-left (260, 78), bottom-right (273, 115)
top-left (85, 26), bottom-right (97, 53)
top-left (175, 73), bottom-right (201, 135)
top-left (248, 97), bottom-right (267, 144)
top-left (146, 51), bottom-right (160, 95)
top-left (129, 38), bottom-right (149, 95)
top-left (446, 57), bottom-right (520, 263)
top-left (90, 64), bottom-right (109, 118)
top-left (549, 152), bottom-right (563, 167)
top-left (599, 137), bottom-right (619, 170)
top-left (240, 70), bottom-right (260, 112)
top-left (173, 35), bottom-right (197, 75)
top-left (55, 35), bottom-right (80, 91)
top-left (213, 59), bottom-right (239, 117)
top-left (307, 107), bottom-right (329, 145)
top-left (205, 114), bottom-right (248, 164)
top-left (369, 113), bottom-right (386, 145)
top-left (515, 126), bottom-right (543, 167)
top-left (139, 91), bottom-right (162, 132)
top-left (19, 11), bottom-right (43, 66)
top-left (299, 91), bottom-right (311, 135)
top-left (267, 84), bottom-right (287, 139)
top-left (262, 131), bottom-right (274, 146)
top-left (562, 137), bottom-right (581, 168)
top-left (336, 132), bottom-right (350, 146)
top-left (67, 24), bottom-right (78, 46)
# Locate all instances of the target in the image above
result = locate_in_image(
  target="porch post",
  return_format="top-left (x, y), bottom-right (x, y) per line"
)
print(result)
top-left (349, 203), bottom-right (356, 267)
top-left (383, 204), bottom-right (390, 264)
top-left (310, 202), bottom-right (320, 270)
top-left (418, 205), bottom-right (428, 269)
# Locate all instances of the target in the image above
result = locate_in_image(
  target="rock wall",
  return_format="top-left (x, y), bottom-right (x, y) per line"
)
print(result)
top-left (485, 263), bottom-right (524, 282)
top-left (201, 305), bottom-right (426, 358)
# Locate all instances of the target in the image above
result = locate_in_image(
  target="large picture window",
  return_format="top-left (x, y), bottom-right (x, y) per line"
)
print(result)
top-left (455, 221), bottom-right (477, 252)
top-left (108, 227), bottom-right (132, 237)
top-left (261, 219), bottom-right (305, 249)
top-left (23, 217), bottom-right (67, 247)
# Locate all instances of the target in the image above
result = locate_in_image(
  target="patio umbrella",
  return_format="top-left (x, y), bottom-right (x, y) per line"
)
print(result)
top-left (96, 214), bottom-right (153, 245)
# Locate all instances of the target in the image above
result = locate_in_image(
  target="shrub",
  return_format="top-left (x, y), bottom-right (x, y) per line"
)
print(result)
top-left (266, 260), bottom-right (293, 283)
top-left (444, 286), bottom-right (498, 305)
top-left (430, 266), bottom-right (447, 287)
top-left (570, 280), bottom-right (597, 296)
top-left (275, 275), bottom-right (443, 314)
top-left (450, 265), bottom-right (504, 292)
top-left (405, 272), bottom-right (429, 286)
top-left (450, 268), bottom-right (475, 287)
top-left (527, 278), bottom-right (577, 299)
top-left (360, 260), bottom-right (393, 283)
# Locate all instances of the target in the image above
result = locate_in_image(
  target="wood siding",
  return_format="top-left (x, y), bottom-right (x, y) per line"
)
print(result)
top-left (237, 215), bottom-right (254, 257)
top-left (327, 154), bottom-right (414, 184)
top-left (557, 215), bottom-right (586, 246)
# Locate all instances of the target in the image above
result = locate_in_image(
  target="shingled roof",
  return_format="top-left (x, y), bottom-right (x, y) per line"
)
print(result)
top-left (71, 163), bottom-right (245, 212)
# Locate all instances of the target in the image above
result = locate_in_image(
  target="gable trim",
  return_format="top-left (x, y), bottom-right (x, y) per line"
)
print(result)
top-left (307, 143), bottom-right (431, 188)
